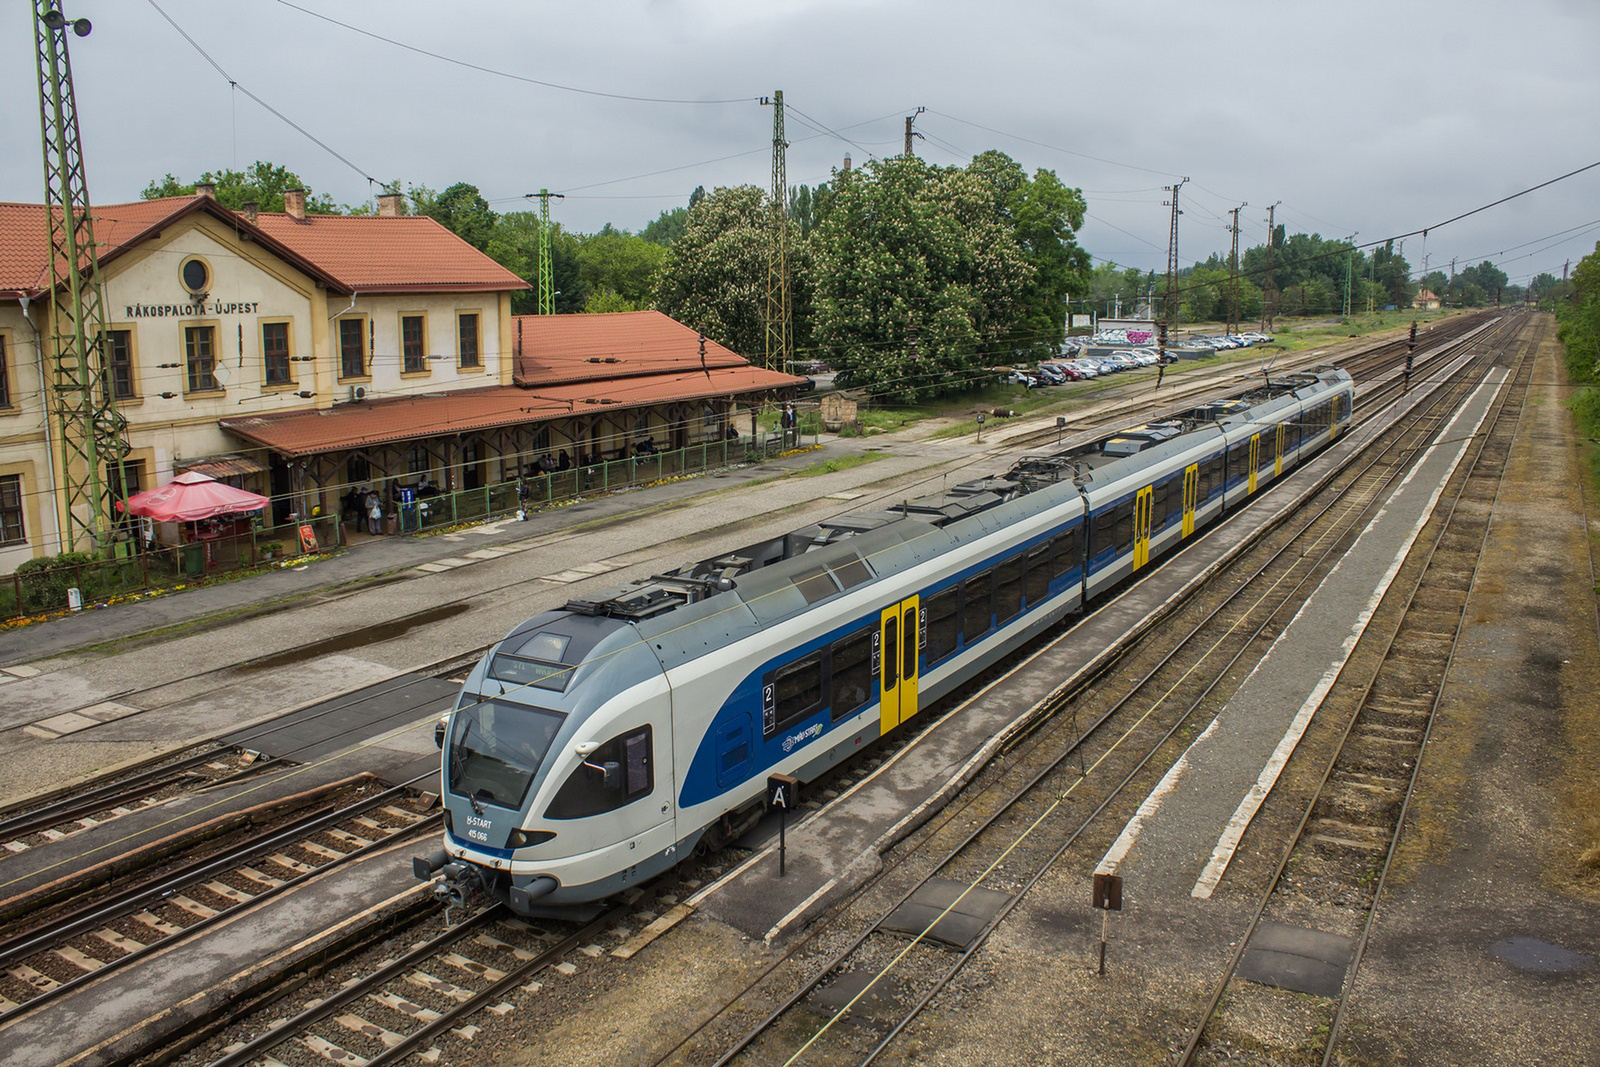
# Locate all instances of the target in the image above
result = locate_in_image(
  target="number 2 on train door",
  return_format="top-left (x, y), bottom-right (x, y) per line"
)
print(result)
top-left (1181, 463), bottom-right (1199, 537)
top-left (1133, 486), bottom-right (1154, 570)
top-left (879, 595), bottom-right (921, 735)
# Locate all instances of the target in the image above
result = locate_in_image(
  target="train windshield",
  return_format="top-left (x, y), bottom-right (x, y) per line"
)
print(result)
top-left (447, 698), bottom-right (566, 809)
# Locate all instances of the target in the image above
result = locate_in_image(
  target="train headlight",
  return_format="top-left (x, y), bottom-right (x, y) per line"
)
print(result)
top-left (507, 828), bottom-right (557, 849)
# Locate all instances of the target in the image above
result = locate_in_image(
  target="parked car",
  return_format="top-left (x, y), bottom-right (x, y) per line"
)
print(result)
top-left (1105, 353), bottom-right (1139, 371)
top-left (1043, 361), bottom-right (1085, 381)
top-left (1034, 364), bottom-right (1066, 385)
top-left (1066, 358), bottom-right (1099, 378)
top-left (1007, 370), bottom-right (1038, 388)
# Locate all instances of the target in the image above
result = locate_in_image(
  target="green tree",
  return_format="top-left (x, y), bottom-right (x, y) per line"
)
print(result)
top-left (140, 161), bottom-right (338, 214)
top-left (810, 156), bottom-right (1034, 403)
top-left (641, 207), bottom-right (689, 246)
top-left (584, 288), bottom-right (637, 313)
top-left (424, 182), bottom-right (497, 251)
top-left (653, 185), bottom-right (781, 359)
top-left (574, 228), bottom-right (666, 310)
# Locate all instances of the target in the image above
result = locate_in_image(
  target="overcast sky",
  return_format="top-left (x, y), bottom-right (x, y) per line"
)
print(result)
top-left (4, 0), bottom-right (1597, 286)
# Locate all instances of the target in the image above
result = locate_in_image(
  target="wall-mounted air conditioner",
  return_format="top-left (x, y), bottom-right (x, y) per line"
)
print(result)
top-left (349, 385), bottom-right (368, 402)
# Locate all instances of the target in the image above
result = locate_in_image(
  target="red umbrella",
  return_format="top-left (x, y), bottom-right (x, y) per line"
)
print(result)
top-left (118, 471), bottom-right (271, 522)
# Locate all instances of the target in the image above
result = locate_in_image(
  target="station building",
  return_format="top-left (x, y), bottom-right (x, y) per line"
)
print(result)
top-left (0, 188), bottom-right (803, 572)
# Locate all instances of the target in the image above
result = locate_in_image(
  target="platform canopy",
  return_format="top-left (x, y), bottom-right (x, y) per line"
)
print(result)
top-left (117, 471), bottom-right (270, 522)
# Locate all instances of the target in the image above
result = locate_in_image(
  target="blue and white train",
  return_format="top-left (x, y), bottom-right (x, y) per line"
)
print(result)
top-left (416, 367), bottom-right (1355, 914)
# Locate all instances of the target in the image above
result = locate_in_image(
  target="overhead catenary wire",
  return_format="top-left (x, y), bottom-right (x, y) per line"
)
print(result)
top-left (144, 0), bottom-right (377, 188)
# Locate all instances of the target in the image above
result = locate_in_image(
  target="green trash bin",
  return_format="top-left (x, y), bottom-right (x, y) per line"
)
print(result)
top-left (181, 542), bottom-right (206, 576)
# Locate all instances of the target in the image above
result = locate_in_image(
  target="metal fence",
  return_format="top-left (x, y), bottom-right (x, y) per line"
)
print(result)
top-left (2, 430), bottom-right (814, 623)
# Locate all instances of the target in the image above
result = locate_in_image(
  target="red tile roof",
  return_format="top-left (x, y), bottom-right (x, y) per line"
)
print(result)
top-left (0, 195), bottom-right (527, 298)
top-left (220, 364), bottom-right (803, 457)
top-left (254, 212), bottom-right (528, 293)
top-left (515, 310), bottom-right (752, 385)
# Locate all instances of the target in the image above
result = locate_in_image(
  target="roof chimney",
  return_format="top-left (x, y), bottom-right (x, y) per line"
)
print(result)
top-left (241, 200), bottom-right (259, 224)
top-left (284, 187), bottom-right (306, 221)
top-left (194, 181), bottom-right (216, 199)
top-left (843, 154), bottom-right (852, 174)
top-left (377, 192), bottom-right (403, 217)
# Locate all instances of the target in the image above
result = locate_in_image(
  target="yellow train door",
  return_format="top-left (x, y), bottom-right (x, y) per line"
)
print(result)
top-left (1182, 464), bottom-right (1199, 537)
top-left (1248, 434), bottom-right (1260, 494)
top-left (1275, 423), bottom-right (1285, 477)
top-left (878, 595), bottom-right (921, 735)
top-left (1133, 486), bottom-right (1154, 570)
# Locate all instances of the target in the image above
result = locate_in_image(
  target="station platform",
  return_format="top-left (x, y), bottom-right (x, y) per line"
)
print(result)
top-left (692, 344), bottom-right (1489, 941)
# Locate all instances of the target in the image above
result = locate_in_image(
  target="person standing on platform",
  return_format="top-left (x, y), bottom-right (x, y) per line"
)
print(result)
top-left (366, 490), bottom-right (382, 536)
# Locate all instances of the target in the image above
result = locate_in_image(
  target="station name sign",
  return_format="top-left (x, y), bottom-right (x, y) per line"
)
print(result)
top-left (124, 301), bottom-right (262, 318)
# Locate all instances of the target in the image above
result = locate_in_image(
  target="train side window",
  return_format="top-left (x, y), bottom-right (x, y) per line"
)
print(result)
top-left (829, 626), bottom-right (875, 720)
top-left (544, 725), bottom-right (653, 820)
top-left (925, 588), bottom-right (960, 662)
top-left (1261, 427), bottom-right (1278, 468)
top-left (1206, 455), bottom-right (1225, 498)
top-left (1150, 480), bottom-right (1171, 529)
top-left (1112, 500), bottom-right (1134, 549)
top-left (1227, 442), bottom-right (1249, 484)
top-left (764, 652), bottom-right (824, 738)
top-left (996, 555), bottom-right (1026, 622)
top-left (1025, 542), bottom-right (1051, 605)
top-left (962, 571), bottom-right (994, 642)
top-left (1053, 527), bottom-right (1081, 579)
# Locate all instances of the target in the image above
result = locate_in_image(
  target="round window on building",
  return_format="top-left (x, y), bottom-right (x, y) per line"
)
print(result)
top-left (180, 257), bottom-right (210, 295)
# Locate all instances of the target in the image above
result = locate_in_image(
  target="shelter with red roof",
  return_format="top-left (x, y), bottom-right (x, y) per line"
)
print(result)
top-left (0, 189), bottom-right (803, 569)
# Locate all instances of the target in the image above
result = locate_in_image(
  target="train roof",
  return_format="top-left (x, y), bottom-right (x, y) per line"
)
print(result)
top-left (555, 367), bottom-right (1352, 644)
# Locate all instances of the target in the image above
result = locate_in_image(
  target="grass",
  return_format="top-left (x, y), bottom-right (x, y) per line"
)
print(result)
top-left (793, 452), bottom-right (886, 478)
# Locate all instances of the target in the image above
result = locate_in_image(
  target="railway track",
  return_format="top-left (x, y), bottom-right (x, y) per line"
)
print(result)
top-left (643, 319), bottom-right (1510, 1065)
top-left (0, 777), bottom-right (438, 1025)
top-left (1173, 314), bottom-right (1534, 1066)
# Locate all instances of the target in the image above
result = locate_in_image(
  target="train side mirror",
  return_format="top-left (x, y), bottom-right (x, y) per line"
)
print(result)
top-left (434, 719), bottom-right (446, 749)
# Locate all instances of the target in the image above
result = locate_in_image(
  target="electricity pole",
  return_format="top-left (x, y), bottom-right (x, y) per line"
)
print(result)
top-left (904, 106), bottom-right (925, 157)
top-left (1342, 232), bottom-right (1358, 320)
top-left (1162, 177), bottom-right (1188, 336)
top-left (761, 91), bottom-right (792, 375)
top-left (35, 0), bottom-right (130, 555)
top-left (526, 189), bottom-right (565, 315)
top-left (1261, 202), bottom-right (1280, 332)
top-left (1226, 202), bottom-right (1246, 337)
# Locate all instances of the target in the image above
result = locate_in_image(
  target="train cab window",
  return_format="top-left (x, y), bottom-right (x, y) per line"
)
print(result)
top-left (830, 626), bottom-right (876, 720)
top-left (764, 652), bottom-right (824, 738)
top-left (1053, 527), bottom-right (1081, 579)
top-left (1025, 542), bottom-right (1051, 605)
top-left (544, 725), bottom-right (653, 820)
top-left (924, 588), bottom-right (960, 662)
top-left (962, 571), bottom-right (994, 643)
top-left (448, 698), bottom-right (566, 810)
top-left (996, 556), bottom-right (1025, 623)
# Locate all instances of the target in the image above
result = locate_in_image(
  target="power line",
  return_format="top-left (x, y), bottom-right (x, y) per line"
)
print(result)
top-left (272, 0), bottom-right (757, 106)
top-left (144, 0), bottom-right (377, 187)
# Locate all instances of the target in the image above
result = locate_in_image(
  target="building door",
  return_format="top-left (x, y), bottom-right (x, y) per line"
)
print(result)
top-left (269, 456), bottom-right (292, 525)
top-left (462, 439), bottom-right (482, 490)
top-left (1182, 463), bottom-right (1199, 537)
top-left (1133, 486), bottom-right (1154, 570)
top-left (1247, 434), bottom-right (1260, 494)
top-left (878, 595), bottom-right (921, 735)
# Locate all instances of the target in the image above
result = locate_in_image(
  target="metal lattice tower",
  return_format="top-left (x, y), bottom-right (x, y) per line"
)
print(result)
top-left (529, 189), bottom-right (564, 315)
top-left (1161, 177), bottom-right (1188, 332)
top-left (34, 0), bottom-right (129, 555)
top-left (762, 91), bottom-right (791, 375)
top-left (1226, 201), bottom-right (1246, 337)
top-left (1261, 202), bottom-right (1281, 332)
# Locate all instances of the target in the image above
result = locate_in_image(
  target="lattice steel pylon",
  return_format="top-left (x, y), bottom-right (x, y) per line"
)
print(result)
top-left (761, 91), bottom-right (792, 375)
top-left (1161, 177), bottom-right (1188, 333)
top-left (34, 0), bottom-right (129, 555)
top-left (1226, 201), bottom-right (1246, 337)
top-left (529, 189), bottom-right (564, 315)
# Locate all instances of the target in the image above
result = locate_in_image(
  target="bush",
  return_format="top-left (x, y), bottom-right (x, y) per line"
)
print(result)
top-left (15, 551), bottom-right (97, 611)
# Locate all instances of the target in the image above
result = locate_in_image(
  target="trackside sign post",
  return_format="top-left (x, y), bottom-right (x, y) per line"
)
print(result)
top-left (767, 773), bottom-right (802, 877)
top-left (1092, 872), bottom-right (1123, 975)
